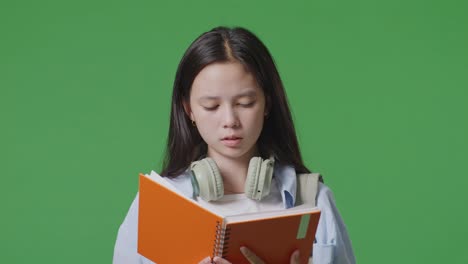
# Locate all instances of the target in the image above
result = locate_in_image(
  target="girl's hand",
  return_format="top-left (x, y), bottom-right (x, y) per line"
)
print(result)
top-left (201, 247), bottom-right (301, 264)
top-left (198, 256), bottom-right (213, 264)
top-left (239, 247), bottom-right (300, 264)
top-left (198, 256), bottom-right (232, 264)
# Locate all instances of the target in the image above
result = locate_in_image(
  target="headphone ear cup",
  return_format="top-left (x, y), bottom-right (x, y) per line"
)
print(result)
top-left (245, 157), bottom-right (262, 200)
top-left (245, 156), bottom-right (275, 200)
top-left (190, 158), bottom-right (224, 201)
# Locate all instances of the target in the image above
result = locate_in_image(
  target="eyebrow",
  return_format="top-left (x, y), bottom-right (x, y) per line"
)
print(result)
top-left (198, 90), bottom-right (257, 102)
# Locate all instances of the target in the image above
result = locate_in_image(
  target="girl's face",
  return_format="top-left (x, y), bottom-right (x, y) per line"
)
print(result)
top-left (185, 61), bottom-right (267, 161)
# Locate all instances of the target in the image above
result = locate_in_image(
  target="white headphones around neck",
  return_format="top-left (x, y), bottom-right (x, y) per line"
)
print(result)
top-left (189, 156), bottom-right (275, 202)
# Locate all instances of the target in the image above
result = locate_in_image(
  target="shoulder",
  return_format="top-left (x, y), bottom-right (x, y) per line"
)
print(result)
top-left (316, 182), bottom-right (337, 212)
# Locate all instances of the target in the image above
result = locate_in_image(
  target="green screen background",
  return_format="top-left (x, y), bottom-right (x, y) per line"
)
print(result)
top-left (2, 0), bottom-right (467, 263)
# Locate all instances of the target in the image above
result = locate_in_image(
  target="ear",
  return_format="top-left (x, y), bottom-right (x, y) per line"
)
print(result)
top-left (182, 100), bottom-right (194, 121)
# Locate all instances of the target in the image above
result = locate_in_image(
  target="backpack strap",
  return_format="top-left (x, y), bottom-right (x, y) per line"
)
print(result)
top-left (295, 173), bottom-right (321, 207)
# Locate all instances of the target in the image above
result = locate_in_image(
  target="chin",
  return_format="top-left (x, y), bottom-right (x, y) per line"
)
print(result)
top-left (209, 146), bottom-right (247, 159)
top-left (221, 147), bottom-right (256, 160)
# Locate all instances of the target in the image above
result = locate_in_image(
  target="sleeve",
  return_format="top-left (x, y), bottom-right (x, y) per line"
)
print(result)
top-left (312, 183), bottom-right (356, 264)
top-left (112, 193), bottom-right (155, 264)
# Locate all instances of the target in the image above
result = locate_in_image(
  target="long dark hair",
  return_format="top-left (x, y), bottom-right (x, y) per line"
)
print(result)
top-left (160, 26), bottom-right (312, 178)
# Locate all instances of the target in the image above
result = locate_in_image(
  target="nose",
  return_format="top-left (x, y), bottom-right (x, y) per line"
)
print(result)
top-left (222, 106), bottom-right (240, 128)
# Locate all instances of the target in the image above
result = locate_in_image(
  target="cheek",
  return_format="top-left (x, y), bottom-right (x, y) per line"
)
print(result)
top-left (193, 113), bottom-right (218, 140)
top-left (198, 121), bottom-right (215, 134)
top-left (243, 110), bottom-right (265, 134)
top-left (196, 111), bottom-right (216, 126)
top-left (253, 102), bottom-right (266, 123)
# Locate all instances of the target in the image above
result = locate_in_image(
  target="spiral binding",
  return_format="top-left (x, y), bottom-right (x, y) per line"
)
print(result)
top-left (212, 221), bottom-right (232, 258)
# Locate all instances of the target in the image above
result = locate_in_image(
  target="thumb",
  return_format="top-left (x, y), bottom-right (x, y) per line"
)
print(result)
top-left (290, 250), bottom-right (300, 264)
top-left (240, 247), bottom-right (266, 264)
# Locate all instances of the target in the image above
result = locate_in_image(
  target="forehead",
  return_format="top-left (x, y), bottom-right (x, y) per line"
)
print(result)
top-left (191, 61), bottom-right (261, 98)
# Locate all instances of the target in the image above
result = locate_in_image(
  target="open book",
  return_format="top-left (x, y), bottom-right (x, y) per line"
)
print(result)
top-left (138, 171), bottom-right (321, 264)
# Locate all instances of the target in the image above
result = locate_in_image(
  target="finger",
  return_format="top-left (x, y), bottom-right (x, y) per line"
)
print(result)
top-left (212, 256), bottom-right (232, 264)
top-left (290, 250), bottom-right (300, 264)
top-left (240, 247), bottom-right (266, 264)
top-left (198, 256), bottom-right (212, 264)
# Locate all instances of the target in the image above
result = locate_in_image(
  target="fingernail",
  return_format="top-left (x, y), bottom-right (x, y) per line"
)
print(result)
top-left (240, 246), bottom-right (247, 254)
top-left (294, 250), bottom-right (300, 261)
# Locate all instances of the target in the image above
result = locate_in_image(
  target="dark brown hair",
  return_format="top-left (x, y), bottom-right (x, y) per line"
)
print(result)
top-left (160, 26), bottom-right (312, 178)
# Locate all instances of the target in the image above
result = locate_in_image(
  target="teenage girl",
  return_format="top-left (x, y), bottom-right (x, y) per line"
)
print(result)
top-left (113, 26), bottom-right (356, 264)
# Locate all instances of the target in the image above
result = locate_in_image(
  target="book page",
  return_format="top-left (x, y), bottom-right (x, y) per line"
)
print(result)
top-left (141, 172), bottom-right (223, 217)
top-left (146, 170), bottom-right (181, 193)
top-left (225, 204), bottom-right (319, 224)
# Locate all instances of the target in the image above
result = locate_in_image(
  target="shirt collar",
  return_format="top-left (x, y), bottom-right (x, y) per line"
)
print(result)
top-left (273, 163), bottom-right (297, 209)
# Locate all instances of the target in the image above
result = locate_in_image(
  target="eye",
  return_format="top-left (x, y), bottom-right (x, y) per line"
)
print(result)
top-left (203, 105), bottom-right (219, 111)
top-left (238, 102), bottom-right (255, 107)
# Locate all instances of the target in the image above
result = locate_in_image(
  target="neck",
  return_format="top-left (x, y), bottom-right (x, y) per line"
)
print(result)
top-left (207, 146), bottom-right (259, 194)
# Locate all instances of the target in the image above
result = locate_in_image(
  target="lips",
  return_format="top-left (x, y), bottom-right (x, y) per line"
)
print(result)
top-left (222, 136), bottom-right (242, 140)
top-left (221, 136), bottom-right (243, 147)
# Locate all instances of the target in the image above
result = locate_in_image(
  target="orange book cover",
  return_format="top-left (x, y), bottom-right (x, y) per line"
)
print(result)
top-left (138, 174), bottom-right (223, 263)
top-left (138, 172), bottom-right (321, 264)
top-left (220, 213), bottom-right (320, 264)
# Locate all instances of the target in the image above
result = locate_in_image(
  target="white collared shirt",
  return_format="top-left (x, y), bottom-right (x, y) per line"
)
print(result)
top-left (113, 163), bottom-right (356, 264)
